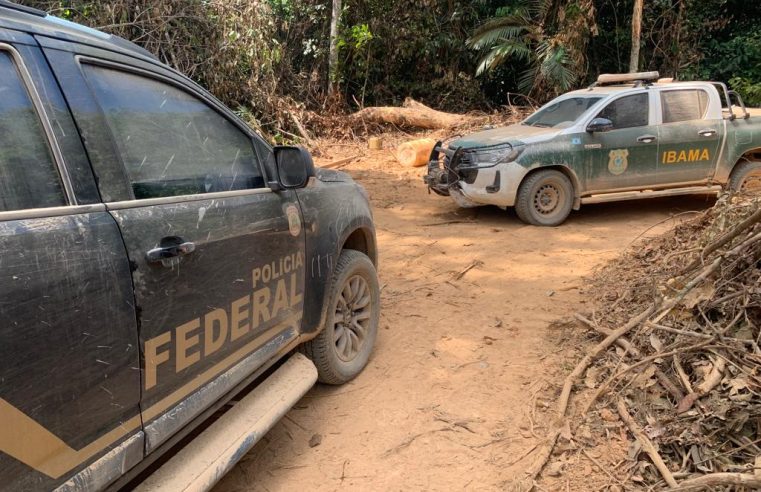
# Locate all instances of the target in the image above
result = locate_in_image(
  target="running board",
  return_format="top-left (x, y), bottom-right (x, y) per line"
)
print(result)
top-left (581, 185), bottom-right (722, 205)
top-left (136, 353), bottom-right (317, 492)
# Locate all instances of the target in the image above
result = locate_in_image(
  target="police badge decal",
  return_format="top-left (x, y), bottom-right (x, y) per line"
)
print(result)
top-left (286, 204), bottom-right (302, 237)
top-left (608, 149), bottom-right (629, 175)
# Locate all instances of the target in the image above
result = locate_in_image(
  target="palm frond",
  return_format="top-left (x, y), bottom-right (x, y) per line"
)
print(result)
top-left (536, 41), bottom-right (578, 92)
top-left (467, 14), bottom-right (531, 50)
top-left (475, 40), bottom-right (533, 75)
top-left (530, 0), bottom-right (554, 18)
top-left (517, 67), bottom-right (537, 94)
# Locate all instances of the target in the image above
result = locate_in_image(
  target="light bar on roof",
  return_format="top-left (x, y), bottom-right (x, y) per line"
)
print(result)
top-left (597, 72), bottom-right (660, 85)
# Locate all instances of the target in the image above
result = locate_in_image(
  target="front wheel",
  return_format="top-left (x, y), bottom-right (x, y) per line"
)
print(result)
top-left (299, 250), bottom-right (380, 385)
top-left (729, 160), bottom-right (761, 192)
top-left (515, 169), bottom-right (574, 226)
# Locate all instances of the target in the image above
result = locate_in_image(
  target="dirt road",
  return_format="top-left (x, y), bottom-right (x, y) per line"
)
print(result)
top-left (214, 144), bottom-right (715, 491)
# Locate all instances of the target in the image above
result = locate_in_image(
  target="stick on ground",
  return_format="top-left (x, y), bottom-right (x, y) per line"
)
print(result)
top-left (669, 472), bottom-right (761, 491)
top-left (557, 306), bottom-right (655, 419)
top-left (616, 398), bottom-right (678, 488)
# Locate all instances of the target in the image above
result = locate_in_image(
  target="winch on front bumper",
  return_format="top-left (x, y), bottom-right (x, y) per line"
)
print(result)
top-left (423, 142), bottom-right (462, 196)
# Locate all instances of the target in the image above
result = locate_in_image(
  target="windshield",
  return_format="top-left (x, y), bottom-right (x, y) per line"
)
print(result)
top-left (524, 96), bottom-right (603, 128)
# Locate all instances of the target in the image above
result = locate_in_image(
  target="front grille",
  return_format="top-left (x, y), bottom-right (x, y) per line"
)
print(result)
top-left (444, 151), bottom-right (477, 184)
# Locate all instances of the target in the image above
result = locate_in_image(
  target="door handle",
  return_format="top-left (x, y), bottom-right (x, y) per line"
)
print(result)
top-left (698, 128), bottom-right (717, 137)
top-left (637, 135), bottom-right (657, 144)
top-left (146, 237), bottom-right (196, 264)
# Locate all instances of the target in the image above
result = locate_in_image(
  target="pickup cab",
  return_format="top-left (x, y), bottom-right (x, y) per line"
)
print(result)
top-left (425, 72), bottom-right (761, 226)
top-left (0, 2), bottom-right (379, 490)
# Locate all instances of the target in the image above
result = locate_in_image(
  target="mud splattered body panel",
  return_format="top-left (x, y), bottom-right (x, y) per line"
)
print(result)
top-left (295, 170), bottom-right (377, 334)
top-left (0, 213), bottom-right (140, 491)
top-left (110, 191), bottom-right (306, 450)
top-left (0, 7), bottom-right (377, 491)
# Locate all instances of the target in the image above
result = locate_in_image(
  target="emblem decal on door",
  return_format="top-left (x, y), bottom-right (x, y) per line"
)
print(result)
top-left (608, 149), bottom-right (629, 175)
top-left (286, 204), bottom-right (302, 237)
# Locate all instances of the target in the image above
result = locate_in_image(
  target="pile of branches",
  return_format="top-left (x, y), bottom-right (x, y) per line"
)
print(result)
top-left (517, 194), bottom-right (760, 490)
top-left (565, 194), bottom-right (761, 490)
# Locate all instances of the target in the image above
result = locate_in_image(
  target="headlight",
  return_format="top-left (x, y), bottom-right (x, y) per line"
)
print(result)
top-left (463, 144), bottom-right (524, 168)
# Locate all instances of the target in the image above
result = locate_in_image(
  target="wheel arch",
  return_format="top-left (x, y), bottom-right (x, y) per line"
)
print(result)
top-left (519, 164), bottom-right (582, 210)
top-left (722, 148), bottom-right (761, 183)
top-left (303, 222), bottom-right (377, 340)
top-left (735, 148), bottom-right (761, 168)
top-left (341, 226), bottom-right (378, 267)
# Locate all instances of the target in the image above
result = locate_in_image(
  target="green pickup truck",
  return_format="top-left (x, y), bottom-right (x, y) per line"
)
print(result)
top-left (425, 72), bottom-right (761, 226)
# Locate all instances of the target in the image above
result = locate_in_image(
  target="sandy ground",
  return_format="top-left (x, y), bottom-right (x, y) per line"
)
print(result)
top-left (213, 143), bottom-right (715, 491)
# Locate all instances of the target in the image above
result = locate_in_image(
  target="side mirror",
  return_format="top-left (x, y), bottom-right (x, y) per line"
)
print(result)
top-left (273, 146), bottom-right (315, 189)
top-left (586, 117), bottom-right (614, 133)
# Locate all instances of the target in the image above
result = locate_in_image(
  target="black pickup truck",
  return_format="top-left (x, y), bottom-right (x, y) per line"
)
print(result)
top-left (0, 2), bottom-right (379, 490)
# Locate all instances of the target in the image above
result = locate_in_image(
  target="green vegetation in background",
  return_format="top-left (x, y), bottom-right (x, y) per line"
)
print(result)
top-left (16, 0), bottom-right (761, 138)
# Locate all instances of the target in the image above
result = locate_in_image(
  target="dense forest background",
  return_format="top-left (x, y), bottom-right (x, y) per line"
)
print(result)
top-left (19, 0), bottom-right (761, 138)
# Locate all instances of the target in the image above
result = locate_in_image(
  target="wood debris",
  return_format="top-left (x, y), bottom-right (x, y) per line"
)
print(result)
top-left (558, 193), bottom-right (761, 489)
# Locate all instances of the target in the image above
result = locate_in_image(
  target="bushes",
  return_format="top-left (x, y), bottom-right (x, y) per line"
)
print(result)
top-left (15, 0), bottom-right (761, 138)
top-left (20, 1), bottom-right (302, 136)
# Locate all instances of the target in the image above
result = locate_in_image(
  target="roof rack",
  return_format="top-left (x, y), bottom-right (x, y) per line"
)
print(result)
top-left (0, 0), bottom-right (46, 17)
top-left (588, 71), bottom-right (660, 89)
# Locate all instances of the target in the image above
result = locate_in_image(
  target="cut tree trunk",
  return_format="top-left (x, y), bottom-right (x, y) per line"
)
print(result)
top-left (351, 98), bottom-right (480, 130)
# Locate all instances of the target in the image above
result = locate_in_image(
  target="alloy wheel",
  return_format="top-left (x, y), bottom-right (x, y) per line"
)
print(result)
top-left (332, 274), bottom-right (372, 362)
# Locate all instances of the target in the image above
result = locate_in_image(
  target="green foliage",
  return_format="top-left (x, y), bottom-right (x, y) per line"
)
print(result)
top-left (468, 0), bottom-right (596, 98)
top-left (729, 78), bottom-right (761, 108)
top-left (589, 0), bottom-right (761, 107)
top-left (14, 0), bottom-right (761, 132)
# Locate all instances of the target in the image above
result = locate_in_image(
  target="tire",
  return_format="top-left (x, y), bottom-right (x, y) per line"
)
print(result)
top-left (299, 249), bottom-right (379, 385)
top-left (515, 169), bottom-right (574, 226)
top-left (728, 160), bottom-right (761, 193)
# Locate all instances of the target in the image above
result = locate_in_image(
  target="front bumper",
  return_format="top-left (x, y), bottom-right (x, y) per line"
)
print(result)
top-left (423, 143), bottom-right (528, 208)
top-left (422, 142), bottom-right (459, 196)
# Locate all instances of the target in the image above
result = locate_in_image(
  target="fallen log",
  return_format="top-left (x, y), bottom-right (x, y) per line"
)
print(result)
top-left (351, 97), bottom-right (481, 130)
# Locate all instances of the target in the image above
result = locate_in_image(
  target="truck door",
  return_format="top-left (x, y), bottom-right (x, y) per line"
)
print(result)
top-left (55, 57), bottom-right (307, 452)
top-left (584, 92), bottom-right (660, 191)
top-left (0, 41), bottom-right (141, 490)
top-left (656, 88), bottom-right (722, 184)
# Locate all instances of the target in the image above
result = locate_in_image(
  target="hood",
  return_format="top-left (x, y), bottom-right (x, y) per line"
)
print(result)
top-left (450, 124), bottom-right (560, 149)
top-left (315, 168), bottom-right (352, 182)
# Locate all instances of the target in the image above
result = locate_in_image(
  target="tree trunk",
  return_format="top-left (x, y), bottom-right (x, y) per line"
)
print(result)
top-left (350, 98), bottom-right (482, 130)
top-left (629, 0), bottom-right (643, 73)
top-left (328, 0), bottom-right (342, 95)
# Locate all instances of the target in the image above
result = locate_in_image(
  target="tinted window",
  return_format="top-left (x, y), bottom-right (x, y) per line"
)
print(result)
top-left (0, 52), bottom-right (65, 212)
top-left (84, 65), bottom-right (263, 199)
top-left (525, 97), bottom-right (602, 128)
top-left (595, 93), bottom-right (649, 130)
top-left (661, 90), bottom-right (710, 123)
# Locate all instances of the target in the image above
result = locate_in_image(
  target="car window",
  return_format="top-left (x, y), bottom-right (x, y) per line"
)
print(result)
top-left (661, 89), bottom-right (710, 123)
top-left (595, 93), bottom-right (649, 130)
top-left (0, 51), bottom-right (66, 212)
top-left (83, 64), bottom-right (264, 200)
top-left (524, 97), bottom-right (602, 128)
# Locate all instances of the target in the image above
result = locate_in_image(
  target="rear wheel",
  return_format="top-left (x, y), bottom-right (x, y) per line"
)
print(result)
top-left (729, 161), bottom-right (761, 192)
top-left (515, 169), bottom-right (574, 226)
top-left (299, 250), bottom-right (379, 385)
